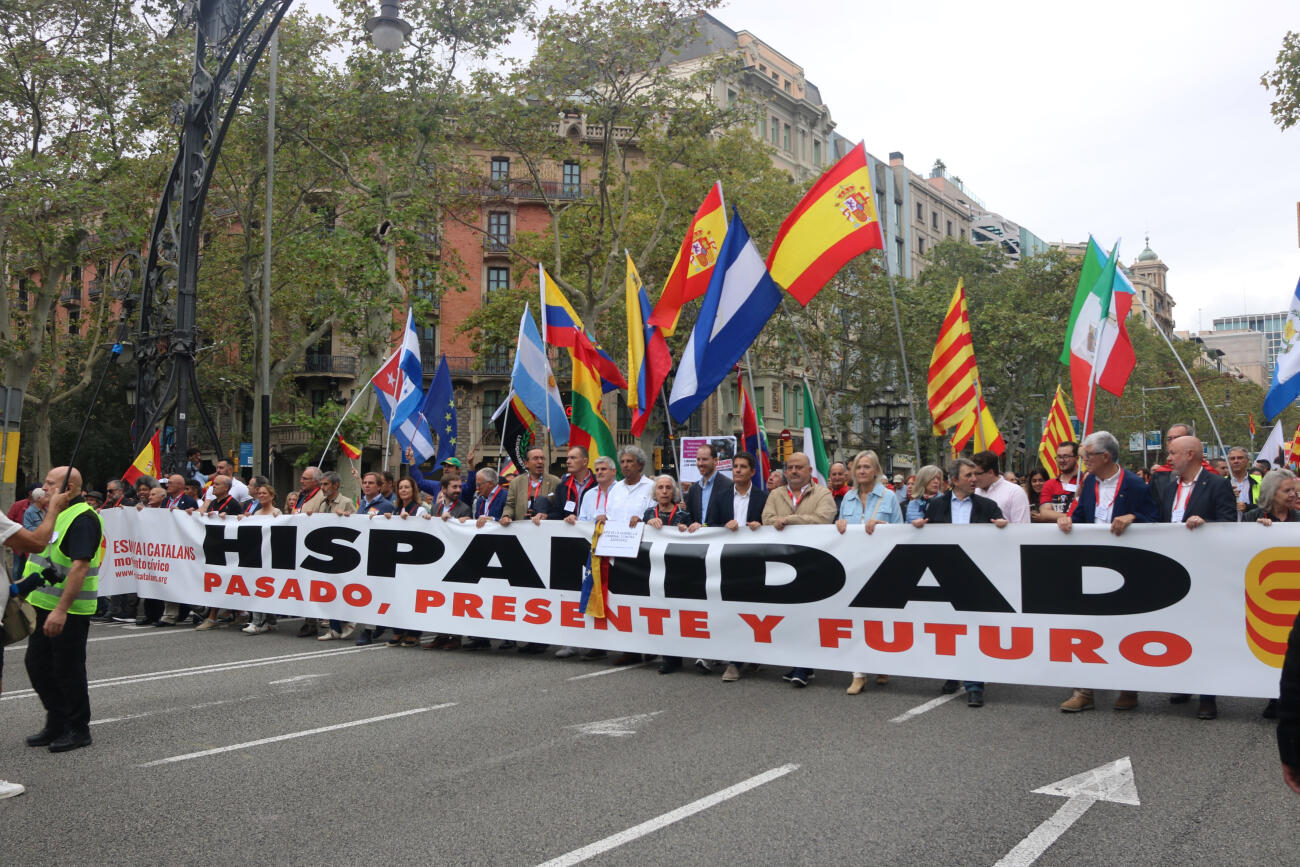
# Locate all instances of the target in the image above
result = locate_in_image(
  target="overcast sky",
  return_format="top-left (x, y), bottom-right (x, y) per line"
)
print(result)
top-left (710, 0), bottom-right (1299, 331)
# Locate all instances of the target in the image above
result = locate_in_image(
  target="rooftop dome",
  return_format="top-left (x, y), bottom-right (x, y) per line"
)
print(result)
top-left (1137, 234), bottom-right (1159, 262)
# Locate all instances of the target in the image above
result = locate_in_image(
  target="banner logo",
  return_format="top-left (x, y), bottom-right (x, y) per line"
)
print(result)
top-left (1244, 547), bottom-right (1300, 667)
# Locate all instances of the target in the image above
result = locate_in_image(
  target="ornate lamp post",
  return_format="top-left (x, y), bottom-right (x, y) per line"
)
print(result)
top-left (132, 0), bottom-right (411, 471)
top-left (867, 385), bottom-right (909, 469)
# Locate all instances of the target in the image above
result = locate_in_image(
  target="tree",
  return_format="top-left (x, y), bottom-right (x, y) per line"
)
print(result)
top-left (1262, 31), bottom-right (1300, 131)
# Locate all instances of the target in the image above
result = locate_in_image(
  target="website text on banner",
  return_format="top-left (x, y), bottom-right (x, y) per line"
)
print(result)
top-left (98, 510), bottom-right (1296, 698)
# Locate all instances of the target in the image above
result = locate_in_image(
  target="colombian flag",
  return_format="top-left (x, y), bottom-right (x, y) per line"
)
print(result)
top-left (540, 265), bottom-right (626, 390)
top-left (766, 141), bottom-right (884, 305)
top-left (625, 254), bottom-right (671, 437)
top-left (122, 429), bottom-right (162, 486)
top-left (649, 181), bottom-right (727, 335)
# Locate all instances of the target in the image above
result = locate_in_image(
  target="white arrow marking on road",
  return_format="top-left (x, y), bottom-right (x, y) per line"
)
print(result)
top-left (567, 711), bottom-right (663, 737)
top-left (268, 673), bottom-right (329, 685)
top-left (994, 757), bottom-right (1140, 867)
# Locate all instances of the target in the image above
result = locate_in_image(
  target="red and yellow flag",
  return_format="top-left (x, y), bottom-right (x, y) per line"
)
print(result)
top-left (649, 182), bottom-right (727, 335)
top-left (927, 279), bottom-right (1004, 455)
top-left (1288, 424), bottom-right (1300, 467)
top-left (1038, 385), bottom-right (1075, 477)
top-left (338, 435), bottom-right (362, 460)
top-left (765, 141), bottom-right (884, 306)
top-left (122, 430), bottom-right (161, 486)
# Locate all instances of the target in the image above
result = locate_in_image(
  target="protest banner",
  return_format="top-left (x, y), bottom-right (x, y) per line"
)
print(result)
top-left (99, 510), bottom-right (1299, 696)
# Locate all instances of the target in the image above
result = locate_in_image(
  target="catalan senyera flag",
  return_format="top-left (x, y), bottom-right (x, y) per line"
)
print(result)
top-left (1038, 385), bottom-right (1075, 477)
top-left (765, 141), bottom-right (884, 306)
top-left (337, 435), bottom-right (362, 460)
top-left (540, 265), bottom-right (626, 391)
top-left (1249, 412), bottom-right (1257, 437)
top-left (649, 181), bottom-right (727, 336)
top-left (626, 253), bottom-right (671, 437)
top-left (122, 429), bottom-right (162, 486)
top-left (927, 279), bottom-right (1004, 455)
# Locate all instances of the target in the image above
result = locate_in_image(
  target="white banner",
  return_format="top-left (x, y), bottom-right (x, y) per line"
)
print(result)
top-left (678, 436), bottom-right (735, 483)
top-left (98, 510), bottom-right (1300, 697)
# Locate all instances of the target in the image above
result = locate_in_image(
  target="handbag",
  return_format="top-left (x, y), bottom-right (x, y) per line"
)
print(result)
top-left (3, 589), bottom-right (37, 646)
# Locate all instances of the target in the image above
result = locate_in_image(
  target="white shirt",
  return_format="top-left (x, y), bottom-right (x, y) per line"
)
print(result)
top-left (1093, 471), bottom-right (1122, 524)
top-left (1171, 471), bottom-right (1199, 524)
top-left (204, 476), bottom-right (252, 504)
top-left (1231, 474), bottom-right (1252, 505)
top-left (0, 511), bottom-right (20, 583)
top-left (976, 476), bottom-right (1030, 524)
top-left (578, 485), bottom-right (616, 522)
top-left (606, 475), bottom-right (654, 524)
top-left (732, 484), bottom-right (752, 525)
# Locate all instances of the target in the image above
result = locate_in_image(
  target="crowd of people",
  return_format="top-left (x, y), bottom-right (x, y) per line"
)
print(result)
top-left (4, 424), bottom-right (1300, 799)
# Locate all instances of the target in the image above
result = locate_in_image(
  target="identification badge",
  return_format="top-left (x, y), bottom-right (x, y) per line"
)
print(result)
top-left (565, 500), bottom-right (577, 512)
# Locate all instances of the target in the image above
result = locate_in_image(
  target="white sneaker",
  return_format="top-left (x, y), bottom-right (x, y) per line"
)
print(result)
top-left (554, 646), bottom-right (577, 658)
top-left (317, 630), bottom-right (338, 641)
top-left (243, 623), bottom-right (269, 634)
top-left (339, 623), bottom-right (356, 639)
top-left (0, 779), bottom-right (25, 799)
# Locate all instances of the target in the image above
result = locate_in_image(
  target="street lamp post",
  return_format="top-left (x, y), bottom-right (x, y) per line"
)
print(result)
top-left (1140, 385), bottom-right (1180, 468)
top-left (867, 386), bottom-right (909, 470)
top-left (131, 0), bottom-right (411, 471)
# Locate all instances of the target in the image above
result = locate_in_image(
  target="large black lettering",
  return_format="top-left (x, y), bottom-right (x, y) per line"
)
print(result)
top-left (300, 526), bottom-right (362, 575)
top-left (367, 529), bottom-right (445, 578)
top-left (720, 544), bottom-right (844, 604)
top-left (549, 538), bottom-right (589, 591)
top-left (1019, 545), bottom-right (1191, 615)
top-left (608, 542), bottom-right (652, 597)
top-left (664, 543), bottom-right (707, 599)
top-left (202, 524), bottom-right (262, 567)
top-left (443, 535), bottom-right (544, 587)
top-left (270, 525), bottom-right (297, 570)
top-left (849, 544), bottom-right (1015, 612)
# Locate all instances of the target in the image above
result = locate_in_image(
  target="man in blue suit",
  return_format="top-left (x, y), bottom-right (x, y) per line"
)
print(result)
top-left (1055, 430), bottom-right (1159, 713)
top-left (685, 443), bottom-right (733, 530)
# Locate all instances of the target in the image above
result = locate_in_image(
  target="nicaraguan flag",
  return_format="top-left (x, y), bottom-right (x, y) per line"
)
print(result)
top-left (1264, 277), bottom-right (1300, 420)
top-left (511, 304), bottom-right (570, 445)
top-left (668, 208), bottom-right (782, 422)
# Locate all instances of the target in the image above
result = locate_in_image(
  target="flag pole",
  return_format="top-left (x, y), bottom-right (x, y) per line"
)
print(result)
top-left (1082, 315), bottom-right (1108, 436)
top-left (877, 228), bottom-right (923, 468)
top-left (1132, 289), bottom-right (1225, 454)
top-left (778, 296), bottom-right (840, 458)
top-left (318, 382), bottom-right (373, 469)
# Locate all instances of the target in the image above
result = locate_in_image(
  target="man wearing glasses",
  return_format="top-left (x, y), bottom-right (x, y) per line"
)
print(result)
top-left (1033, 440), bottom-right (1081, 523)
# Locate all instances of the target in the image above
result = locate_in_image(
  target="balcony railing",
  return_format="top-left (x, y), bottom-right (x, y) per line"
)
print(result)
top-left (444, 355), bottom-right (511, 377)
top-left (302, 354), bottom-right (358, 376)
top-left (460, 178), bottom-right (591, 202)
top-left (482, 234), bottom-right (513, 253)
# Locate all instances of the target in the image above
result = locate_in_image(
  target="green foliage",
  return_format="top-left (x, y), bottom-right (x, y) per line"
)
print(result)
top-left (271, 407), bottom-right (377, 470)
top-left (1262, 31), bottom-right (1300, 131)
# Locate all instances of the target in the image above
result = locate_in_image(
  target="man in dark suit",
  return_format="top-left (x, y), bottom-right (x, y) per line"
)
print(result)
top-left (912, 457), bottom-right (1006, 707)
top-left (685, 443), bottom-right (733, 530)
top-left (1055, 430), bottom-right (1160, 713)
top-left (1160, 434), bottom-right (1236, 719)
top-left (702, 451), bottom-right (767, 683)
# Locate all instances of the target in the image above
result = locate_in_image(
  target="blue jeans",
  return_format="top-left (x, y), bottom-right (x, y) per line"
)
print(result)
top-left (963, 680), bottom-right (984, 692)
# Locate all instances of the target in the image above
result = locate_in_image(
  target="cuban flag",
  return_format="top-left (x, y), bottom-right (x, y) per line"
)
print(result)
top-left (370, 309), bottom-right (435, 459)
top-left (1265, 277), bottom-right (1300, 420)
top-left (668, 209), bottom-right (782, 422)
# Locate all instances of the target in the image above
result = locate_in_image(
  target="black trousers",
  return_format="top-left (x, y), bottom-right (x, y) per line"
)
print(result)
top-left (25, 608), bottom-right (92, 735)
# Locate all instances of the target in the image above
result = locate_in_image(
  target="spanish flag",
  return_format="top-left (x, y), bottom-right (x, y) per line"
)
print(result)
top-left (338, 435), bottom-right (362, 460)
top-left (122, 429), bottom-right (161, 486)
top-left (927, 280), bottom-right (1004, 455)
top-left (649, 181), bottom-right (727, 335)
top-left (766, 141), bottom-right (884, 306)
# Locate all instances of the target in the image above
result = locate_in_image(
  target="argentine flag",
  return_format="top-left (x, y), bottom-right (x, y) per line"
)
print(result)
top-left (510, 304), bottom-right (570, 445)
top-left (668, 209), bottom-right (782, 422)
top-left (1264, 277), bottom-right (1300, 420)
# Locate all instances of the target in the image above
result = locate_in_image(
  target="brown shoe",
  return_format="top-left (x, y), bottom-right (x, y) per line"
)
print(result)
top-left (611, 653), bottom-right (641, 666)
top-left (1059, 692), bottom-right (1094, 713)
top-left (1197, 699), bottom-right (1218, 720)
top-left (721, 664), bottom-right (741, 682)
top-left (845, 676), bottom-right (867, 695)
top-left (1113, 691), bottom-right (1138, 711)
top-left (875, 674), bottom-right (890, 685)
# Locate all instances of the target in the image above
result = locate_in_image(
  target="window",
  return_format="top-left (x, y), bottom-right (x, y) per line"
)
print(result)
top-left (896, 238), bottom-right (905, 269)
top-left (931, 212), bottom-right (938, 230)
top-left (960, 228), bottom-right (966, 241)
top-left (67, 309), bottom-right (80, 335)
top-left (562, 161), bottom-right (581, 197)
top-left (771, 117), bottom-right (779, 145)
top-left (486, 266), bottom-right (509, 301)
top-left (894, 202), bottom-right (902, 229)
top-left (617, 395), bottom-right (632, 431)
top-left (17, 277), bottom-right (28, 308)
top-left (813, 140), bottom-right (821, 167)
top-left (783, 80), bottom-right (791, 93)
top-left (483, 389), bottom-right (504, 419)
top-left (783, 124), bottom-right (790, 151)
top-left (946, 220), bottom-right (953, 237)
top-left (770, 383), bottom-right (782, 415)
top-left (916, 203), bottom-right (924, 222)
top-left (754, 387), bottom-right (765, 417)
top-left (310, 389), bottom-right (329, 417)
top-left (312, 203), bottom-right (336, 234)
top-left (918, 237), bottom-right (926, 254)
top-left (799, 129), bottom-right (806, 158)
top-left (487, 212), bottom-right (510, 251)
top-left (727, 89), bottom-right (736, 106)
top-left (760, 117), bottom-right (767, 139)
top-left (490, 157), bottom-right (509, 182)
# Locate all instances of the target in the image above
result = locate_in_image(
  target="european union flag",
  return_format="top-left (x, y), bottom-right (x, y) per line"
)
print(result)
top-left (419, 355), bottom-right (457, 464)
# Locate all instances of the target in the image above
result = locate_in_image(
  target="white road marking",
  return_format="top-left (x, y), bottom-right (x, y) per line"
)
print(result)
top-left (90, 695), bottom-right (261, 727)
top-left (138, 704), bottom-right (457, 767)
top-left (566, 663), bottom-right (646, 681)
top-left (535, 764), bottom-right (800, 867)
top-left (994, 757), bottom-right (1140, 867)
top-left (567, 711), bottom-right (663, 737)
top-left (889, 689), bottom-right (967, 723)
top-left (267, 673), bottom-right (329, 685)
top-left (0, 645), bottom-right (382, 701)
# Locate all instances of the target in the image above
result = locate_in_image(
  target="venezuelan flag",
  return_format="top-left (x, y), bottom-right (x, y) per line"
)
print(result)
top-left (540, 265), bottom-right (626, 391)
top-left (580, 522), bottom-right (609, 619)
top-left (625, 254), bottom-right (671, 437)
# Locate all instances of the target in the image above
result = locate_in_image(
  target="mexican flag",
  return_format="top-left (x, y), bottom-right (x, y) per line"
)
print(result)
top-left (1061, 238), bottom-right (1134, 432)
top-left (801, 379), bottom-right (830, 486)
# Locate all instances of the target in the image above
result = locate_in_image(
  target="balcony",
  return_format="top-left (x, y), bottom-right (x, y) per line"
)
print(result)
top-left (444, 355), bottom-right (511, 377)
top-left (482, 234), bottom-right (513, 253)
top-left (59, 287), bottom-right (81, 308)
top-left (301, 354), bottom-right (358, 377)
top-left (460, 178), bottom-right (591, 202)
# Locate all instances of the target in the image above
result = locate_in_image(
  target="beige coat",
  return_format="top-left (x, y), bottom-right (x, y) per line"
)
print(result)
top-left (503, 473), bottom-right (560, 521)
top-left (761, 483), bottom-right (837, 525)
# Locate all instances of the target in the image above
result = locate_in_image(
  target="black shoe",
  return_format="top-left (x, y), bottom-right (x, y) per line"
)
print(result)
top-left (658, 661), bottom-right (680, 675)
top-left (694, 658), bottom-right (713, 674)
top-left (1263, 699), bottom-right (1280, 719)
top-left (153, 620), bottom-right (174, 628)
top-left (967, 688), bottom-right (985, 708)
top-left (518, 643), bottom-right (547, 654)
top-left (134, 617), bottom-right (151, 626)
top-left (26, 728), bottom-right (61, 747)
top-left (1169, 693), bottom-right (1191, 704)
top-left (941, 679), bottom-right (959, 694)
top-left (498, 640), bottom-right (517, 650)
top-left (355, 630), bottom-right (374, 646)
top-left (91, 613), bottom-right (114, 624)
top-left (781, 669), bottom-right (796, 682)
top-left (1197, 699), bottom-right (1218, 720)
top-left (48, 731), bottom-right (92, 753)
top-left (463, 639), bottom-right (492, 651)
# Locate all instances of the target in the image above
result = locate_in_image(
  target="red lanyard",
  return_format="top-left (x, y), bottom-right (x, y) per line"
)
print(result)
top-left (596, 487), bottom-right (609, 513)
top-left (166, 496), bottom-right (181, 508)
top-left (789, 485), bottom-right (807, 509)
top-left (659, 504), bottom-right (679, 522)
top-left (216, 496), bottom-right (233, 512)
top-left (1093, 470), bottom-right (1122, 514)
top-left (1173, 479), bottom-right (1194, 514)
top-left (528, 477), bottom-right (542, 500)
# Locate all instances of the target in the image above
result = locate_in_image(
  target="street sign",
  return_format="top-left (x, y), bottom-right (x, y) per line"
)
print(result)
top-left (239, 441), bottom-right (253, 467)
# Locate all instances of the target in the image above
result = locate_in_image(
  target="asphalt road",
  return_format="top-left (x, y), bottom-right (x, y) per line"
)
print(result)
top-left (1, 619), bottom-right (1296, 865)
